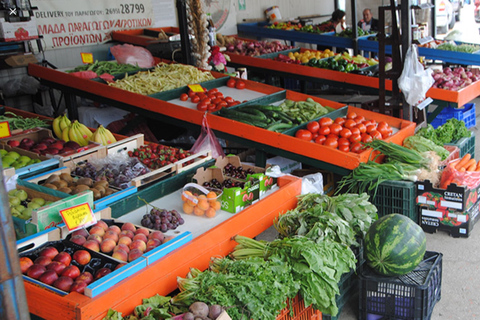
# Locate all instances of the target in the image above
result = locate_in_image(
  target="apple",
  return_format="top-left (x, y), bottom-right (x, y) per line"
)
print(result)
top-left (46, 261), bottom-right (67, 275)
top-left (83, 240), bottom-right (100, 252)
top-left (53, 252), bottom-right (72, 266)
top-left (111, 249), bottom-right (128, 262)
top-left (64, 141), bottom-right (80, 149)
top-left (7, 140), bottom-right (20, 147)
top-left (132, 233), bottom-right (148, 243)
top-left (20, 138), bottom-right (35, 148)
top-left (26, 264), bottom-right (46, 279)
top-left (94, 267), bottom-right (111, 279)
top-left (34, 256), bottom-right (52, 267)
top-left (38, 270), bottom-right (59, 285)
top-left (39, 246), bottom-right (59, 260)
top-left (72, 250), bottom-right (91, 265)
top-left (107, 225), bottom-right (121, 235)
top-left (61, 265), bottom-right (80, 280)
top-left (76, 271), bottom-right (94, 285)
top-left (93, 220), bottom-right (109, 231)
top-left (53, 276), bottom-right (74, 292)
top-left (70, 235), bottom-right (87, 246)
top-left (88, 226), bottom-right (105, 237)
top-left (41, 137), bottom-right (57, 145)
top-left (130, 239), bottom-right (146, 253)
top-left (100, 238), bottom-right (116, 254)
top-left (34, 143), bottom-right (48, 151)
top-left (19, 257), bottom-right (34, 274)
top-left (49, 142), bottom-right (64, 150)
top-left (121, 222), bottom-right (136, 233)
top-left (46, 148), bottom-right (60, 155)
top-left (70, 280), bottom-right (88, 293)
top-left (128, 248), bottom-right (143, 262)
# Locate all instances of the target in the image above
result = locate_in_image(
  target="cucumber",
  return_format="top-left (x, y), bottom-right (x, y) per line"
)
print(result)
top-left (239, 107), bottom-right (268, 120)
top-left (266, 122), bottom-right (294, 132)
top-left (220, 108), bottom-right (268, 123)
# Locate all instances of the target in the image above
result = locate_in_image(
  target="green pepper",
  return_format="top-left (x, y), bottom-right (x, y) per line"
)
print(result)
top-left (337, 65), bottom-right (345, 72)
top-left (345, 63), bottom-right (355, 72)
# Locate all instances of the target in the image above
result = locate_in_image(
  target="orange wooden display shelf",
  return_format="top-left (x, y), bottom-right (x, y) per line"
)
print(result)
top-left (426, 79), bottom-right (480, 107)
top-left (111, 27), bottom-right (180, 47)
top-left (24, 175), bottom-right (302, 320)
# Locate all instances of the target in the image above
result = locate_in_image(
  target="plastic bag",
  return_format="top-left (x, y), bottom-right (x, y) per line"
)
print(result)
top-left (398, 44), bottom-right (434, 106)
top-left (439, 158), bottom-right (480, 189)
top-left (110, 44), bottom-right (155, 68)
top-left (190, 114), bottom-right (225, 158)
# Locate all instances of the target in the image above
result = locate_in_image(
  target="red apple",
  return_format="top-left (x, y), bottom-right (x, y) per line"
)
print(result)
top-left (38, 270), bottom-right (59, 285)
top-left (53, 276), bottom-right (73, 292)
top-left (34, 256), bottom-right (52, 267)
top-left (70, 280), bottom-right (88, 293)
top-left (39, 246), bottom-right (59, 260)
top-left (41, 137), bottom-right (57, 145)
top-left (72, 250), bottom-right (91, 265)
top-left (20, 138), bottom-right (35, 148)
top-left (49, 142), bottom-right (64, 150)
top-left (94, 267), bottom-right (111, 279)
top-left (46, 261), bottom-right (67, 275)
top-left (34, 143), bottom-right (48, 151)
top-left (76, 271), bottom-right (94, 285)
top-left (53, 251), bottom-right (72, 266)
top-left (19, 257), bottom-right (34, 274)
top-left (61, 265), bottom-right (80, 280)
top-left (7, 140), bottom-right (20, 147)
top-left (26, 264), bottom-right (46, 279)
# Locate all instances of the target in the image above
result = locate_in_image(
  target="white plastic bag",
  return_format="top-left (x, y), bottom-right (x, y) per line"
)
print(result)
top-left (398, 44), bottom-right (434, 106)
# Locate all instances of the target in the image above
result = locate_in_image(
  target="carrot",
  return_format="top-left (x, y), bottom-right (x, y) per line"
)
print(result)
top-left (465, 159), bottom-right (477, 171)
top-left (440, 177), bottom-right (452, 189)
top-left (455, 154), bottom-right (471, 170)
top-left (476, 161), bottom-right (480, 171)
top-left (459, 167), bottom-right (466, 172)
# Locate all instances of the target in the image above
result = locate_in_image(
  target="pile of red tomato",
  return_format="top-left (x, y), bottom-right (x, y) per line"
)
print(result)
top-left (179, 78), bottom-right (247, 112)
top-left (294, 111), bottom-right (394, 153)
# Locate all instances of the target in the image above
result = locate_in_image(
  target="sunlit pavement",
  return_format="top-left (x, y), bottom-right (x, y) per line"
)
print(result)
top-left (439, 3), bottom-right (480, 43)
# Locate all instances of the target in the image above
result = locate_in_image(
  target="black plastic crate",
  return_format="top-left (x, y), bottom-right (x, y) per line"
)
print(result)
top-left (358, 251), bottom-right (442, 320)
top-left (369, 180), bottom-right (417, 222)
top-left (445, 131), bottom-right (475, 159)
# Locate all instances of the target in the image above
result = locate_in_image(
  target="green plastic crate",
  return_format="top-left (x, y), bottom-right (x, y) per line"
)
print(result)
top-left (369, 180), bottom-right (417, 222)
top-left (445, 131), bottom-right (475, 159)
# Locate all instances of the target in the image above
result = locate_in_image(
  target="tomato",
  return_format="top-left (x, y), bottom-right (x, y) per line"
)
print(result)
top-left (179, 93), bottom-right (189, 101)
top-left (338, 137), bottom-right (350, 147)
top-left (228, 101), bottom-right (240, 107)
top-left (235, 80), bottom-right (246, 89)
top-left (191, 95), bottom-right (200, 103)
top-left (334, 117), bottom-right (346, 126)
top-left (212, 98), bottom-right (223, 105)
top-left (361, 133), bottom-right (373, 143)
top-left (207, 103), bottom-right (217, 111)
top-left (208, 94), bottom-right (217, 100)
top-left (350, 142), bottom-right (364, 153)
top-left (355, 123), bottom-right (367, 134)
top-left (188, 90), bottom-right (196, 98)
top-left (349, 133), bottom-right (362, 143)
top-left (216, 101), bottom-right (228, 109)
top-left (346, 111), bottom-right (357, 119)
top-left (318, 125), bottom-right (331, 136)
top-left (196, 101), bottom-right (209, 111)
top-left (343, 119), bottom-right (357, 129)
top-left (319, 117), bottom-right (333, 127)
top-left (354, 115), bottom-right (365, 123)
top-left (197, 92), bottom-right (206, 100)
top-left (364, 119), bottom-right (376, 127)
top-left (224, 96), bottom-right (234, 103)
top-left (366, 124), bottom-right (377, 134)
top-left (350, 127), bottom-right (360, 135)
top-left (377, 121), bottom-right (389, 130)
top-left (370, 130), bottom-right (383, 140)
top-left (377, 126), bottom-right (390, 138)
top-left (329, 123), bottom-right (343, 136)
top-left (314, 135), bottom-right (326, 144)
top-left (200, 97), bottom-right (211, 105)
top-left (324, 137), bottom-right (338, 148)
top-left (215, 92), bottom-right (224, 98)
top-left (306, 121), bottom-right (320, 134)
top-left (295, 129), bottom-right (313, 141)
top-left (227, 78), bottom-right (236, 88)
top-left (338, 144), bottom-right (350, 152)
top-left (339, 128), bottom-right (352, 139)
top-left (207, 88), bottom-right (219, 94)
top-left (327, 133), bottom-right (339, 140)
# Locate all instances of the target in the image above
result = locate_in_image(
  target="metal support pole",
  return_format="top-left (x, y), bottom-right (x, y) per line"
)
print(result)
top-left (0, 166), bottom-right (30, 320)
top-left (176, 0), bottom-right (194, 66)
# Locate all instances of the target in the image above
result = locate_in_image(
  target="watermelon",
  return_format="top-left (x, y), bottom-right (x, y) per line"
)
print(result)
top-left (365, 213), bottom-right (426, 276)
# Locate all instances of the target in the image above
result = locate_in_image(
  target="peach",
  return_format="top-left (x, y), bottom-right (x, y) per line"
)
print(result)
top-left (107, 225), bottom-right (121, 234)
top-left (87, 234), bottom-right (103, 244)
top-left (83, 240), bottom-right (100, 252)
top-left (61, 265), bottom-right (80, 280)
top-left (114, 243), bottom-right (130, 254)
top-left (70, 235), bottom-right (87, 246)
top-left (53, 276), bottom-right (73, 292)
top-left (53, 251), bottom-right (72, 266)
top-left (112, 249), bottom-right (128, 262)
top-left (94, 220), bottom-right (109, 231)
top-left (70, 280), bottom-right (88, 293)
top-left (121, 222), bottom-right (136, 233)
top-left (129, 239), bottom-right (147, 252)
top-left (163, 235), bottom-right (175, 244)
top-left (76, 271), bottom-right (94, 285)
top-left (46, 261), bottom-right (67, 275)
top-left (38, 270), bottom-right (58, 285)
top-left (103, 230), bottom-right (119, 243)
top-left (34, 256), bottom-right (52, 267)
top-left (118, 236), bottom-right (132, 247)
top-left (100, 238), bottom-right (116, 254)
top-left (119, 229), bottom-right (135, 240)
top-left (94, 267), bottom-right (111, 279)
top-left (88, 225), bottom-right (105, 237)
top-left (148, 231), bottom-right (165, 243)
top-left (71, 229), bottom-right (89, 238)
top-left (132, 233), bottom-right (148, 243)
top-left (115, 263), bottom-right (127, 270)
top-left (38, 246), bottom-right (59, 260)
top-left (19, 257), bottom-right (34, 274)
top-left (27, 264), bottom-right (46, 279)
top-left (146, 238), bottom-right (162, 249)
top-left (128, 248), bottom-right (143, 262)
top-left (135, 228), bottom-right (150, 237)
top-left (72, 250), bottom-right (91, 265)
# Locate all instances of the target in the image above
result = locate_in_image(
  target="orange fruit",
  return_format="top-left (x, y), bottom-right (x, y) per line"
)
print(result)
top-left (181, 190), bottom-right (192, 202)
top-left (183, 202), bottom-right (194, 214)
top-left (193, 206), bottom-right (205, 216)
top-left (205, 207), bottom-right (216, 218)
top-left (206, 191), bottom-right (218, 199)
top-left (210, 200), bottom-right (221, 211)
top-left (197, 198), bottom-right (210, 211)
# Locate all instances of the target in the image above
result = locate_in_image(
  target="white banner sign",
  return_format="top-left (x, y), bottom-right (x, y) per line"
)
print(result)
top-left (31, 0), bottom-right (154, 49)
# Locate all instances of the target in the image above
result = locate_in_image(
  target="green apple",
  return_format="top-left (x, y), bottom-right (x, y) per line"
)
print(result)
top-left (10, 207), bottom-right (21, 217)
top-left (8, 189), bottom-right (16, 197)
top-left (0, 149), bottom-right (8, 157)
top-left (14, 190), bottom-right (28, 201)
top-left (9, 196), bottom-right (20, 207)
top-left (14, 205), bottom-right (25, 213)
top-left (31, 197), bottom-right (46, 206)
top-left (2, 156), bottom-right (15, 166)
top-left (18, 155), bottom-right (31, 163)
top-left (6, 151), bottom-right (20, 160)
top-left (20, 208), bottom-right (33, 220)
top-left (13, 161), bottom-right (26, 169)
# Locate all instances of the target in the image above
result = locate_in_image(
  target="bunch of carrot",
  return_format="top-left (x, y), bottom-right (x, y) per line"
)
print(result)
top-left (440, 153), bottom-right (480, 189)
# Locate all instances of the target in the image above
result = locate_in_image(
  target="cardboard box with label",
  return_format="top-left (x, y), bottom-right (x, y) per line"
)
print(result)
top-left (0, 18), bottom-right (39, 42)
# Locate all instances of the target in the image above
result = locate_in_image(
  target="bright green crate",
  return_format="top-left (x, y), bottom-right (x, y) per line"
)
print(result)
top-left (445, 131), bottom-right (475, 159)
top-left (369, 180), bottom-right (417, 223)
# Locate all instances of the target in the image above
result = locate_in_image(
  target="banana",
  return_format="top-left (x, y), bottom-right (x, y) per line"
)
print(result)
top-left (76, 121), bottom-right (93, 144)
top-left (69, 121), bottom-right (88, 146)
top-left (52, 115), bottom-right (63, 139)
top-left (59, 114), bottom-right (71, 132)
top-left (101, 126), bottom-right (117, 144)
top-left (62, 125), bottom-right (70, 142)
top-left (92, 126), bottom-right (107, 145)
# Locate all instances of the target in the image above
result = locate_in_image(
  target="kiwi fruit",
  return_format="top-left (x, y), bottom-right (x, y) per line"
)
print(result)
top-left (58, 187), bottom-right (73, 194)
top-left (45, 174), bottom-right (60, 184)
top-left (73, 184), bottom-right (90, 194)
top-left (43, 183), bottom-right (58, 190)
top-left (104, 188), bottom-right (115, 196)
top-left (93, 180), bottom-right (109, 188)
top-left (91, 188), bottom-right (102, 200)
top-left (92, 185), bottom-right (106, 196)
top-left (52, 180), bottom-right (68, 189)
top-left (76, 177), bottom-right (93, 187)
top-left (59, 173), bottom-right (73, 184)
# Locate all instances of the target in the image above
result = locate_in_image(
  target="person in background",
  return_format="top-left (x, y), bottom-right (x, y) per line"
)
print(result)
top-left (358, 8), bottom-right (378, 32)
top-left (331, 9), bottom-right (347, 33)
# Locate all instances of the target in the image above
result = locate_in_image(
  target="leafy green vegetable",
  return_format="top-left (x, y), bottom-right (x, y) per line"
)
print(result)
top-left (403, 135), bottom-right (450, 160)
top-left (364, 140), bottom-right (430, 168)
top-left (66, 60), bottom-right (145, 75)
top-left (102, 309), bottom-right (124, 320)
top-left (417, 119), bottom-right (471, 146)
top-left (416, 124), bottom-right (440, 145)
top-left (448, 118), bottom-right (471, 141)
top-left (134, 294), bottom-right (173, 319)
top-left (436, 43), bottom-right (480, 53)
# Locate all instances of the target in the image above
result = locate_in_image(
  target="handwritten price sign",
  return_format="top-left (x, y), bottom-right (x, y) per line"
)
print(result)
top-left (0, 121), bottom-right (11, 139)
top-left (60, 203), bottom-right (97, 232)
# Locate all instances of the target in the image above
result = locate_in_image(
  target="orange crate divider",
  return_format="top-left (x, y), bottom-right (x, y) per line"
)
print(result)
top-left (276, 294), bottom-right (323, 320)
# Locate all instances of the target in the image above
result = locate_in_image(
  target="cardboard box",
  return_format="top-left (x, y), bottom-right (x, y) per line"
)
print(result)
top-left (267, 156), bottom-right (302, 174)
top-left (0, 18), bottom-right (39, 42)
top-left (193, 166), bottom-right (260, 213)
top-left (416, 180), bottom-right (480, 213)
top-left (5, 54), bottom-right (38, 67)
